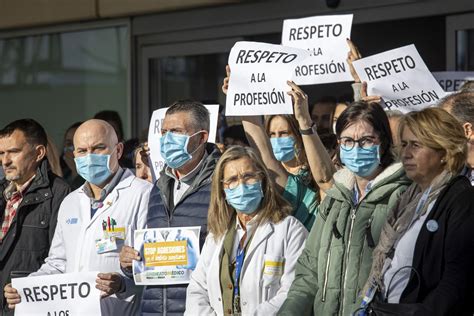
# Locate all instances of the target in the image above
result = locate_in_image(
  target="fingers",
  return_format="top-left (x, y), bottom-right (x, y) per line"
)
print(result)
top-left (120, 246), bottom-right (140, 269)
top-left (287, 80), bottom-right (308, 99)
top-left (4, 284), bottom-right (21, 307)
top-left (361, 81), bottom-right (368, 98)
top-left (96, 273), bottom-right (122, 297)
top-left (347, 38), bottom-right (361, 59)
top-left (225, 64), bottom-right (231, 77)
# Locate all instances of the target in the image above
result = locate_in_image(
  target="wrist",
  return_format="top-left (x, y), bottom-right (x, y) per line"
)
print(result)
top-left (298, 119), bottom-right (314, 131)
top-left (299, 122), bottom-right (317, 135)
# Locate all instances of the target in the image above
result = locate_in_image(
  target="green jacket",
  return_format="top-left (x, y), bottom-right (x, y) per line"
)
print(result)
top-left (279, 163), bottom-right (410, 316)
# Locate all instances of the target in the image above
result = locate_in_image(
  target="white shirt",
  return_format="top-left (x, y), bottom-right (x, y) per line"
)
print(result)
top-left (383, 199), bottom-right (437, 303)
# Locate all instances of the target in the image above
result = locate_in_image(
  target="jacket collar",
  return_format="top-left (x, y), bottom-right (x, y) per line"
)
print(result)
top-left (157, 143), bottom-right (221, 209)
top-left (328, 162), bottom-right (409, 203)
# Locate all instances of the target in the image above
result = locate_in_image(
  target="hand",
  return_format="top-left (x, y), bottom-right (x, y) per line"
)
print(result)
top-left (346, 38), bottom-right (362, 83)
top-left (175, 232), bottom-right (199, 271)
top-left (96, 273), bottom-right (123, 298)
top-left (287, 80), bottom-right (312, 129)
top-left (119, 245), bottom-right (141, 270)
top-left (361, 81), bottom-right (382, 103)
top-left (222, 65), bottom-right (231, 95)
top-left (4, 283), bottom-right (21, 310)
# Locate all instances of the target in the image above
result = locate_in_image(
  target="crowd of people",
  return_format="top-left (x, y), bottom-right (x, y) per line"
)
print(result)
top-left (0, 39), bottom-right (473, 316)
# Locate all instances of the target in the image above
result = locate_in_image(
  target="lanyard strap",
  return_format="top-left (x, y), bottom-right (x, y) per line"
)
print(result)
top-left (234, 243), bottom-right (245, 297)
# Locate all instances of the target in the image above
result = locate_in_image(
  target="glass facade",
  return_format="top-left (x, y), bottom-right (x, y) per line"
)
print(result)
top-left (0, 26), bottom-right (129, 150)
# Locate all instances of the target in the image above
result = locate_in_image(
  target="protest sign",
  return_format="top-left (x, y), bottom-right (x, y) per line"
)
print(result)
top-left (225, 41), bottom-right (310, 116)
top-left (147, 104), bottom-right (219, 180)
top-left (133, 226), bottom-right (201, 286)
top-left (12, 272), bottom-right (101, 316)
top-left (282, 14), bottom-right (353, 85)
top-left (432, 71), bottom-right (474, 92)
top-left (352, 44), bottom-right (446, 113)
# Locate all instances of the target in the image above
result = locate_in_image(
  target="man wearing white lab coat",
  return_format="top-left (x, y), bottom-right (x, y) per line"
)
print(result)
top-left (4, 119), bottom-right (153, 315)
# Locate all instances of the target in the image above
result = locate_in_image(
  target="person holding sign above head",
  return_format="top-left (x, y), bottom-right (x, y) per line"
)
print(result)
top-left (118, 100), bottom-right (221, 315)
top-left (4, 119), bottom-right (153, 316)
top-left (279, 101), bottom-right (411, 316)
top-left (359, 108), bottom-right (474, 316)
top-left (185, 146), bottom-right (308, 315)
top-left (222, 66), bottom-right (336, 231)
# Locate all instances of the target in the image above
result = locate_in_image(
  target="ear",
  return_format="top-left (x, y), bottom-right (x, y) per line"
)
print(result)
top-left (463, 122), bottom-right (473, 139)
top-left (35, 145), bottom-right (47, 162)
top-left (116, 142), bottom-right (124, 160)
top-left (200, 130), bottom-right (209, 144)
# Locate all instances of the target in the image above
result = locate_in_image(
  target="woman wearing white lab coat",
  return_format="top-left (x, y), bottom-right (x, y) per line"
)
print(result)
top-left (185, 146), bottom-right (308, 316)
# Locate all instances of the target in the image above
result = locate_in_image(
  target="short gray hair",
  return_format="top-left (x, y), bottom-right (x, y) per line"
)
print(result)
top-left (166, 100), bottom-right (210, 132)
top-left (438, 91), bottom-right (474, 126)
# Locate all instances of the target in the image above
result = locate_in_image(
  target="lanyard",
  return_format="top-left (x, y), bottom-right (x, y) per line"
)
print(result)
top-left (234, 243), bottom-right (245, 297)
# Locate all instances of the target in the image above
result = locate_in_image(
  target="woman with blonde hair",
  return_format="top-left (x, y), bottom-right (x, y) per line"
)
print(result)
top-left (359, 107), bottom-right (474, 315)
top-left (185, 146), bottom-right (308, 315)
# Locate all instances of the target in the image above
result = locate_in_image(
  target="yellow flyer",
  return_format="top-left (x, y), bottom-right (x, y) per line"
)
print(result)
top-left (133, 226), bottom-right (201, 285)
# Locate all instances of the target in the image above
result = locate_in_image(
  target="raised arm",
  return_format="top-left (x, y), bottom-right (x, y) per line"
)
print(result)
top-left (287, 81), bottom-right (336, 194)
top-left (222, 65), bottom-right (289, 189)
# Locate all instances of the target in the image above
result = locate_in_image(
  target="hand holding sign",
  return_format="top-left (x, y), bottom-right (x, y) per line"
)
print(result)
top-left (287, 80), bottom-right (312, 129)
top-left (352, 44), bottom-right (446, 113)
top-left (4, 283), bottom-right (20, 310)
top-left (120, 245), bottom-right (141, 271)
top-left (346, 38), bottom-right (362, 83)
top-left (225, 41), bottom-right (310, 116)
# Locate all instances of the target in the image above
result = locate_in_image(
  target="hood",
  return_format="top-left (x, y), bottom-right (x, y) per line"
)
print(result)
top-left (327, 162), bottom-right (411, 203)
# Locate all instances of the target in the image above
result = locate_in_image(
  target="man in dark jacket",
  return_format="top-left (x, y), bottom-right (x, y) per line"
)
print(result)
top-left (0, 119), bottom-right (70, 315)
top-left (118, 100), bottom-right (221, 315)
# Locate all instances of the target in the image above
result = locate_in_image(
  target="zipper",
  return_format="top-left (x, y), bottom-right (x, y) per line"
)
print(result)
top-left (340, 209), bottom-right (357, 316)
top-left (322, 247), bottom-right (332, 302)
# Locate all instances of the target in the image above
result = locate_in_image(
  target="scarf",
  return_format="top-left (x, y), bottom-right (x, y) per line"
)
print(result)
top-left (363, 169), bottom-right (453, 295)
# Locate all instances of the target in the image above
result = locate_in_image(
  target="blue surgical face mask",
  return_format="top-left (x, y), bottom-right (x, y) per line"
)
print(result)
top-left (224, 181), bottom-right (263, 215)
top-left (74, 153), bottom-right (112, 185)
top-left (160, 131), bottom-right (202, 169)
top-left (270, 137), bottom-right (296, 162)
top-left (340, 145), bottom-right (381, 177)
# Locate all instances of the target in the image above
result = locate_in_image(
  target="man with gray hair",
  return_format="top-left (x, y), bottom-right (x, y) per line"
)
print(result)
top-left (118, 100), bottom-right (221, 314)
top-left (439, 91), bottom-right (474, 185)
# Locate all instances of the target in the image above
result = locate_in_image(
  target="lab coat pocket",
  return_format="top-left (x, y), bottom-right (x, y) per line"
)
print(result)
top-left (261, 254), bottom-right (285, 301)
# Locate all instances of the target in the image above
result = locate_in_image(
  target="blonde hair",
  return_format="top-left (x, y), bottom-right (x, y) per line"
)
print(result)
top-left (399, 107), bottom-right (467, 174)
top-left (47, 135), bottom-right (63, 177)
top-left (207, 146), bottom-right (292, 239)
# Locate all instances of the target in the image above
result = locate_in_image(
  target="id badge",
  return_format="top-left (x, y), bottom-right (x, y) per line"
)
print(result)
top-left (96, 237), bottom-right (118, 254)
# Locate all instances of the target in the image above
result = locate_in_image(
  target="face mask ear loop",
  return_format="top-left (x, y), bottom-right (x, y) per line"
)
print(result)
top-left (187, 130), bottom-right (206, 156)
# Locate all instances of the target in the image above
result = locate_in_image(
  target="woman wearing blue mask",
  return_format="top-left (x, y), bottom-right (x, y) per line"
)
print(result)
top-left (185, 146), bottom-right (308, 315)
top-left (222, 65), bottom-right (336, 231)
top-left (279, 101), bottom-right (411, 316)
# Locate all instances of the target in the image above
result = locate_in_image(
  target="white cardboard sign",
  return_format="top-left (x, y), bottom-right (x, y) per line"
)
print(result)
top-left (282, 14), bottom-right (353, 85)
top-left (147, 104), bottom-right (219, 180)
top-left (352, 44), bottom-right (446, 113)
top-left (12, 272), bottom-right (101, 316)
top-left (225, 41), bottom-right (310, 116)
top-left (432, 71), bottom-right (474, 92)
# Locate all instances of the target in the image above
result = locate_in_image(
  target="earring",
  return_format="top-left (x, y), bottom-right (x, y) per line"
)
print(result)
top-left (441, 158), bottom-right (446, 164)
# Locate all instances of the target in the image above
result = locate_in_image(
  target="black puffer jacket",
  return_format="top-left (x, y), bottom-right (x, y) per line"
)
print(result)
top-left (0, 159), bottom-right (70, 314)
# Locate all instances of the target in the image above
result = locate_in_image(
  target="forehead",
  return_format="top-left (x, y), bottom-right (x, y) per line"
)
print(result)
top-left (401, 126), bottom-right (418, 141)
top-left (162, 112), bottom-right (193, 130)
top-left (73, 126), bottom-right (110, 147)
top-left (341, 120), bottom-right (376, 137)
top-left (0, 130), bottom-right (29, 147)
top-left (223, 156), bottom-right (257, 177)
top-left (268, 116), bottom-right (290, 131)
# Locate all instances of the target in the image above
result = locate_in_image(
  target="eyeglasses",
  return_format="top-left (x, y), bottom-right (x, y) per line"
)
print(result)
top-left (222, 172), bottom-right (262, 190)
top-left (339, 136), bottom-right (377, 151)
